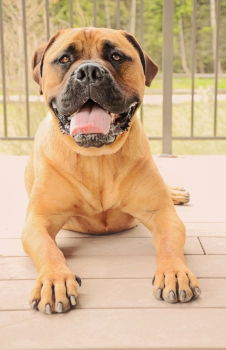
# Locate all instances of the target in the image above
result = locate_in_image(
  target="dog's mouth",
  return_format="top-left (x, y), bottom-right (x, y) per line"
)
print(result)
top-left (51, 99), bottom-right (138, 148)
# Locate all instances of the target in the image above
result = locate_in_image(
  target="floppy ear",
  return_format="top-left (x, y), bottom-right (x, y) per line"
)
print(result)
top-left (32, 30), bottom-right (63, 93)
top-left (123, 32), bottom-right (158, 87)
top-left (32, 44), bottom-right (46, 88)
top-left (144, 54), bottom-right (158, 87)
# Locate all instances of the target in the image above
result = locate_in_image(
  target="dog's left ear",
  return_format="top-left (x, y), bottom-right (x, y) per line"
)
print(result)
top-left (143, 54), bottom-right (159, 87)
top-left (123, 32), bottom-right (158, 86)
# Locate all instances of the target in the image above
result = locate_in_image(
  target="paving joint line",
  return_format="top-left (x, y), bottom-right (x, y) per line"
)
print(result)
top-left (197, 236), bottom-right (206, 254)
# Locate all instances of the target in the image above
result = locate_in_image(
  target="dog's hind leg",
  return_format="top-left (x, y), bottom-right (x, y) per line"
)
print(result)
top-left (168, 186), bottom-right (190, 205)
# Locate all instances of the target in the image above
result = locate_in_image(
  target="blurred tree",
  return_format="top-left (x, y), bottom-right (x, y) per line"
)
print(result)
top-left (1, 0), bottom-right (226, 99)
top-left (130, 0), bottom-right (136, 34)
top-left (210, 0), bottom-right (222, 73)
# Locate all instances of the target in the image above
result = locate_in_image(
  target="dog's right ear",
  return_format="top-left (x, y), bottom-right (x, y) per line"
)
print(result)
top-left (32, 30), bottom-right (64, 94)
top-left (32, 44), bottom-right (46, 90)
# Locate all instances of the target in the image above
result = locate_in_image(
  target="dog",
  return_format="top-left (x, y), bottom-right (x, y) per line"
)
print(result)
top-left (22, 27), bottom-right (201, 314)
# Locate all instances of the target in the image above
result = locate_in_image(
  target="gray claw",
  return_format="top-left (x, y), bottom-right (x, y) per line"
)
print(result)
top-left (31, 300), bottom-right (38, 309)
top-left (155, 288), bottom-right (162, 300)
top-left (75, 276), bottom-right (82, 287)
top-left (56, 302), bottom-right (63, 313)
top-left (193, 287), bottom-right (201, 299)
top-left (45, 303), bottom-right (52, 314)
top-left (179, 290), bottom-right (187, 302)
top-left (167, 290), bottom-right (177, 303)
top-left (70, 295), bottom-right (77, 307)
top-left (152, 276), bottom-right (155, 286)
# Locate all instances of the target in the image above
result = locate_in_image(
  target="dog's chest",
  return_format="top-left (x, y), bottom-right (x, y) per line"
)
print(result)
top-left (72, 157), bottom-right (122, 214)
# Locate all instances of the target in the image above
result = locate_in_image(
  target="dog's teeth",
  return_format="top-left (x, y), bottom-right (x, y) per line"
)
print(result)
top-left (110, 112), bottom-right (117, 120)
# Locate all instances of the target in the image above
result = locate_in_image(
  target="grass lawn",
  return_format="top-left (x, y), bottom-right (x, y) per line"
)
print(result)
top-left (142, 99), bottom-right (226, 154)
top-left (1, 76), bottom-right (226, 95)
top-left (0, 102), bottom-right (47, 155)
top-left (0, 92), bottom-right (226, 155)
top-left (147, 76), bottom-right (226, 91)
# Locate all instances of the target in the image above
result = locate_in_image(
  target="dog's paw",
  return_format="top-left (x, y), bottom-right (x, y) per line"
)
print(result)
top-left (152, 262), bottom-right (201, 303)
top-left (30, 267), bottom-right (81, 314)
top-left (168, 186), bottom-right (190, 205)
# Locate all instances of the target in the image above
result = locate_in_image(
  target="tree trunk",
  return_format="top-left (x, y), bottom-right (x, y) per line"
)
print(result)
top-left (178, 16), bottom-right (190, 74)
top-left (210, 0), bottom-right (222, 73)
top-left (104, 0), bottom-right (111, 28)
top-left (130, 0), bottom-right (136, 34)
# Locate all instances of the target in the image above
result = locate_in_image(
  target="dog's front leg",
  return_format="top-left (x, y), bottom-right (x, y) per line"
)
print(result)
top-left (145, 207), bottom-right (201, 303)
top-left (123, 188), bottom-right (201, 303)
top-left (22, 211), bottom-right (80, 314)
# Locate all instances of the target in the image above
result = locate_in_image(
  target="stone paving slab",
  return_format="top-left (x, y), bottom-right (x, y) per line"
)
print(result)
top-left (157, 156), bottom-right (226, 223)
top-left (185, 222), bottom-right (226, 237)
top-left (0, 278), bottom-right (225, 311)
top-left (0, 236), bottom-right (203, 257)
top-left (199, 237), bottom-right (226, 254)
top-left (1, 309), bottom-right (226, 350)
top-left (1, 255), bottom-right (226, 280)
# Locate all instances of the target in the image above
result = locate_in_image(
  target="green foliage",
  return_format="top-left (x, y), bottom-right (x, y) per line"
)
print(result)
top-left (45, 0), bottom-right (226, 73)
top-left (3, 0), bottom-right (226, 75)
top-left (50, 0), bottom-right (94, 27)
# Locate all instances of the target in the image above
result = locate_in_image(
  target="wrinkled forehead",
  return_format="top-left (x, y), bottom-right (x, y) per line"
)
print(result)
top-left (45, 27), bottom-right (139, 61)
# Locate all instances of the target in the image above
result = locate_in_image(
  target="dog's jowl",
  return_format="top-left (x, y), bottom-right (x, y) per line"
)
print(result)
top-left (22, 27), bottom-right (201, 314)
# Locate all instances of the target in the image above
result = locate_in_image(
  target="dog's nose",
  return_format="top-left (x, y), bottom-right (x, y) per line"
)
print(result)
top-left (74, 63), bottom-right (106, 85)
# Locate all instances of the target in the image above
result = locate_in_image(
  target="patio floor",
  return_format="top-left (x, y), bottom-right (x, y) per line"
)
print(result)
top-left (0, 154), bottom-right (226, 349)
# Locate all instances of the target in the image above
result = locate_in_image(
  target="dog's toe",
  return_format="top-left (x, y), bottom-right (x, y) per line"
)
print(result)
top-left (166, 290), bottom-right (177, 303)
top-left (154, 288), bottom-right (163, 300)
top-left (30, 271), bottom-right (81, 314)
top-left (56, 301), bottom-right (64, 313)
top-left (70, 295), bottom-right (77, 307)
top-left (192, 287), bottom-right (202, 299)
top-left (45, 303), bottom-right (52, 315)
top-left (169, 186), bottom-right (190, 205)
top-left (31, 299), bottom-right (38, 309)
top-left (153, 267), bottom-right (201, 304)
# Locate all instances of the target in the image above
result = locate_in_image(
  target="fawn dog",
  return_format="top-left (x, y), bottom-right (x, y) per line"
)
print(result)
top-left (22, 28), bottom-right (200, 314)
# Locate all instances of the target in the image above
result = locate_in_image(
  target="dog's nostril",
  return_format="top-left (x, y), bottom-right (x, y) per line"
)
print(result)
top-left (76, 69), bottom-right (86, 81)
top-left (92, 68), bottom-right (103, 80)
top-left (74, 64), bottom-right (106, 84)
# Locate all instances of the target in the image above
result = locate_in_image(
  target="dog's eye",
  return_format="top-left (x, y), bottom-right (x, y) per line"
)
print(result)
top-left (111, 53), bottom-right (122, 62)
top-left (59, 55), bottom-right (71, 64)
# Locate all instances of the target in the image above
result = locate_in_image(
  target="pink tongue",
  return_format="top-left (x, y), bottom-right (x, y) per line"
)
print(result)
top-left (70, 102), bottom-right (111, 136)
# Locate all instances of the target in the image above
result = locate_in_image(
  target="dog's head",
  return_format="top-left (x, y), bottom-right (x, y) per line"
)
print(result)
top-left (32, 28), bottom-right (158, 154)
